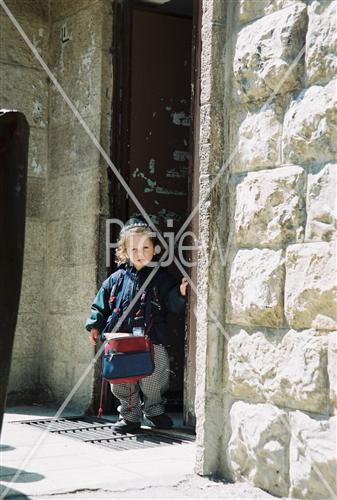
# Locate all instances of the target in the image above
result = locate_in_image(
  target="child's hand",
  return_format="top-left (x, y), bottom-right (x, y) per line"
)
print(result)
top-left (180, 277), bottom-right (189, 296)
top-left (89, 328), bottom-right (100, 345)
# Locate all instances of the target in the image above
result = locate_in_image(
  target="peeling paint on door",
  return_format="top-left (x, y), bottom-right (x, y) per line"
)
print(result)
top-left (171, 111), bottom-right (191, 126)
top-left (173, 150), bottom-right (191, 162)
top-left (148, 158), bottom-right (156, 173)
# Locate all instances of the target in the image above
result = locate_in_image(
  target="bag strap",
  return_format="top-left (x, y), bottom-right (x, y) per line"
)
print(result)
top-left (114, 270), bottom-right (130, 311)
top-left (144, 284), bottom-right (153, 334)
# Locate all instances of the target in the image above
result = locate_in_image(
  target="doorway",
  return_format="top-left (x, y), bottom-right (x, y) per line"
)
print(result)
top-left (109, 0), bottom-right (198, 423)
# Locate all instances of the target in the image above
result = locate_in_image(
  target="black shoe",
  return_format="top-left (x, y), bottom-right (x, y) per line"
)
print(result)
top-left (146, 413), bottom-right (173, 429)
top-left (112, 419), bottom-right (141, 433)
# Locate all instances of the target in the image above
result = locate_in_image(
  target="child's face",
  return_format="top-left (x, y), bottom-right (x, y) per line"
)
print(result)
top-left (126, 233), bottom-right (155, 270)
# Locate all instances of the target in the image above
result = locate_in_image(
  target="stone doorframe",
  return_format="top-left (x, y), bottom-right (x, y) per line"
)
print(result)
top-left (194, 0), bottom-right (237, 476)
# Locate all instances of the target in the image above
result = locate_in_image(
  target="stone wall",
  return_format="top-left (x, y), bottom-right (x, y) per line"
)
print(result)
top-left (1, 0), bottom-right (49, 401)
top-left (224, 1), bottom-right (337, 498)
top-left (42, 0), bottom-right (113, 411)
top-left (2, 0), bottom-right (113, 412)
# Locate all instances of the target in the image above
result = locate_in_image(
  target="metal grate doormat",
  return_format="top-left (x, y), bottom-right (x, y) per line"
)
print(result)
top-left (15, 416), bottom-right (195, 451)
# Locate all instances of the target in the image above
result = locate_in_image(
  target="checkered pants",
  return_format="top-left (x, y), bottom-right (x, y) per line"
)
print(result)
top-left (110, 344), bottom-right (170, 423)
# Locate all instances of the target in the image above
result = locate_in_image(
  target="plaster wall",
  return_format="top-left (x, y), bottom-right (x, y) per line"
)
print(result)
top-left (196, 1), bottom-right (337, 498)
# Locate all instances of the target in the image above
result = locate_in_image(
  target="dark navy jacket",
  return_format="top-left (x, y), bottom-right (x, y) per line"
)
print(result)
top-left (85, 264), bottom-right (186, 346)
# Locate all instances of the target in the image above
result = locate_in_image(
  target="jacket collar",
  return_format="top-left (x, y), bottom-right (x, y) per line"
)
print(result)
top-left (126, 262), bottom-right (159, 276)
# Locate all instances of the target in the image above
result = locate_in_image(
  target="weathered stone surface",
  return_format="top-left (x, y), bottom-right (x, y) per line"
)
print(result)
top-left (328, 332), bottom-right (337, 412)
top-left (289, 411), bottom-right (337, 499)
top-left (26, 177), bottom-right (46, 218)
top-left (233, 99), bottom-right (285, 172)
top-left (24, 219), bottom-right (46, 265)
top-left (49, 2), bottom-right (111, 127)
top-left (49, 117), bottom-right (101, 179)
top-left (282, 79), bottom-right (337, 165)
top-left (42, 313), bottom-right (93, 366)
top-left (47, 170), bottom-right (101, 221)
top-left (306, 0), bottom-right (337, 85)
top-left (0, 63), bottom-right (48, 129)
top-left (235, 166), bottom-right (305, 247)
top-left (285, 242), bottom-right (337, 330)
top-left (233, 3), bottom-right (307, 102)
top-left (46, 215), bottom-right (98, 267)
top-left (46, 264), bottom-right (97, 315)
top-left (239, 0), bottom-right (300, 25)
top-left (199, 103), bottom-right (225, 175)
top-left (228, 328), bottom-right (329, 412)
top-left (4, 0), bottom-right (49, 22)
top-left (228, 249), bottom-right (284, 327)
top-left (28, 128), bottom-right (48, 178)
top-left (200, 21), bottom-right (226, 107)
top-left (19, 265), bottom-right (44, 315)
top-left (305, 163), bottom-right (337, 242)
top-left (228, 401), bottom-right (290, 497)
top-left (7, 356), bottom-right (40, 394)
top-left (11, 313), bottom-right (43, 361)
top-left (0, 13), bottom-right (49, 68)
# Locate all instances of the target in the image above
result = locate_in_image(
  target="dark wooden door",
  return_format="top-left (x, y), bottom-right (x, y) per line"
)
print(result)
top-left (126, 8), bottom-right (192, 407)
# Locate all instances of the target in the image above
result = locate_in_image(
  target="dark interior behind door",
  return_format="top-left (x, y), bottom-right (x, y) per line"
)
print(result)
top-left (127, 8), bottom-right (192, 407)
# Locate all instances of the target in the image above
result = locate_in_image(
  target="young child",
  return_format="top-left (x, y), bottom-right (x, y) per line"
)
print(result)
top-left (85, 217), bottom-right (188, 432)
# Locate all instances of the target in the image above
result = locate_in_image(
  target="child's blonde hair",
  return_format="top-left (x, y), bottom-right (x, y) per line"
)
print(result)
top-left (115, 223), bottom-right (157, 266)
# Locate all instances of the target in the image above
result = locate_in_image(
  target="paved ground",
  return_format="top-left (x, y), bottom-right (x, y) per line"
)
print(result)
top-left (0, 406), bottom-right (282, 499)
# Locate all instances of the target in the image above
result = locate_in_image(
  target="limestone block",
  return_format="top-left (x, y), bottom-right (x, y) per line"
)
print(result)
top-left (42, 313), bottom-right (93, 366)
top-left (228, 249), bottom-right (284, 327)
top-left (233, 3), bottom-right (307, 102)
top-left (199, 103), bottom-right (225, 175)
top-left (41, 358), bottom-right (73, 404)
top-left (228, 328), bottom-right (329, 412)
top-left (12, 312), bottom-right (43, 360)
top-left (24, 218), bottom-right (46, 265)
top-left (239, 0), bottom-right (300, 24)
top-left (50, 0), bottom-right (98, 21)
top-left (41, 357), bottom-right (93, 411)
top-left (19, 265), bottom-right (44, 314)
top-left (228, 401), bottom-right (290, 497)
top-left (0, 63), bottom-right (48, 129)
top-left (49, 2), bottom-right (111, 127)
top-left (28, 128), bottom-right (48, 178)
top-left (0, 13), bottom-right (49, 69)
top-left (72, 362), bottom-right (96, 413)
top-left (306, 0), bottom-right (337, 85)
top-left (47, 169), bottom-right (101, 221)
top-left (305, 163), bottom-right (337, 242)
top-left (289, 411), bottom-right (337, 499)
top-left (46, 215), bottom-right (98, 267)
top-left (4, 0), bottom-right (49, 22)
top-left (26, 177), bottom-right (46, 218)
top-left (328, 332), bottom-right (337, 411)
top-left (46, 264), bottom-right (97, 315)
top-left (49, 116), bottom-right (101, 179)
top-left (7, 356), bottom-right (40, 394)
top-left (234, 100), bottom-right (284, 172)
top-left (282, 79), bottom-right (337, 165)
top-left (285, 242), bottom-right (337, 330)
top-left (235, 166), bottom-right (305, 247)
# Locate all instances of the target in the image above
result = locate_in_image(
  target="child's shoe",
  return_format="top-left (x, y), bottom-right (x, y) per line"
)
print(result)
top-left (112, 419), bottom-right (141, 433)
top-left (146, 413), bottom-right (173, 429)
